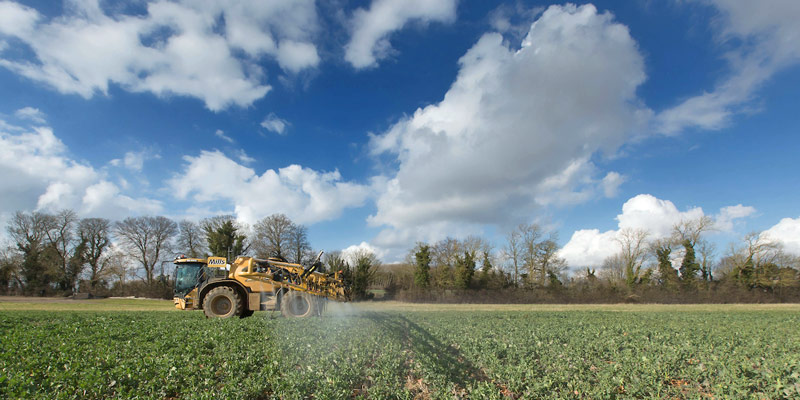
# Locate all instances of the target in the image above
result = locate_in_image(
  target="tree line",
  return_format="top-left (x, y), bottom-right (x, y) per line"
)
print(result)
top-left (374, 217), bottom-right (800, 303)
top-left (0, 210), bottom-right (379, 299)
top-left (3, 208), bottom-right (797, 303)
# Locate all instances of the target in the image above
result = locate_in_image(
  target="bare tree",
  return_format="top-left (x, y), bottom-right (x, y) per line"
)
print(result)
top-left (253, 214), bottom-right (294, 260)
top-left (673, 216), bottom-right (714, 247)
top-left (739, 232), bottom-right (789, 287)
top-left (288, 224), bottom-right (311, 264)
top-left (430, 237), bottom-right (462, 288)
top-left (431, 237), bottom-right (460, 269)
top-left (519, 223), bottom-right (543, 285)
top-left (114, 216), bottom-right (177, 284)
top-left (461, 235), bottom-right (492, 257)
top-left (743, 232), bottom-right (783, 266)
top-left (43, 209), bottom-right (80, 291)
top-left (716, 232), bottom-right (789, 288)
top-left (7, 212), bottom-right (48, 249)
top-left (600, 253), bottom-right (626, 283)
top-left (535, 237), bottom-right (567, 285)
top-left (616, 228), bottom-right (650, 287)
top-left (503, 228), bottom-right (522, 286)
top-left (78, 218), bottom-right (111, 290)
top-left (696, 239), bottom-right (716, 281)
top-left (105, 249), bottom-right (132, 285)
top-left (423, 236), bottom-right (493, 289)
top-left (177, 220), bottom-right (206, 258)
top-left (512, 223), bottom-right (564, 286)
top-left (323, 251), bottom-right (348, 274)
top-left (716, 242), bottom-right (745, 279)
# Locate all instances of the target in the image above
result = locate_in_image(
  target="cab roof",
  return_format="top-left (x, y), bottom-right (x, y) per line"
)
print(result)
top-left (173, 257), bottom-right (207, 263)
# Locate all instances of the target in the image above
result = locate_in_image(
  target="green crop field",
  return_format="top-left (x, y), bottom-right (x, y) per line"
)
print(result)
top-left (1, 301), bottom-right (799, 399)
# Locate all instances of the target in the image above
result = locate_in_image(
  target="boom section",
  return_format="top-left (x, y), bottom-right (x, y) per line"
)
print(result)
top-left (231, 257), bottom-right (349, 302)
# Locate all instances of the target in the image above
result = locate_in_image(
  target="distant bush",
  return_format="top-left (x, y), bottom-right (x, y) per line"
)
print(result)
top-left (388, 282), bottom-right (800, 304)
top-left (109, 279), bottom-right (173, 299)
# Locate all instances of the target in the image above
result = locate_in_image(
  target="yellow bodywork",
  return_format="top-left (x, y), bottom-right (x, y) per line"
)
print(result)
top-left (173, 256), bottom-right (348, 311)
top-left (173, 287), bottom-right (198, 310)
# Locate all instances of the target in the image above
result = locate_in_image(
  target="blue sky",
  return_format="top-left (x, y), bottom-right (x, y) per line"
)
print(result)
top-left (0, 0), bottom-right (798, 266)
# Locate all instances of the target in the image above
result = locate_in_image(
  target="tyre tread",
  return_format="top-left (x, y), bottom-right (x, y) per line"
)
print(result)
top-left (203, 286), bottom-right (243, 318)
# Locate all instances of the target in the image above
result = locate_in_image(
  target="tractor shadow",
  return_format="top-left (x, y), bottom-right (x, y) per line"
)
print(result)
top-left (365, 312), bottom-right (489, 388)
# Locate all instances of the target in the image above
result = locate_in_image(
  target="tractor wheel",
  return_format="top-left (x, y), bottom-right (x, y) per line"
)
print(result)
top-left (203, 286), bottom-right (243, 318)
top-left (280, 291), bottom-right (316, 318)
top-left (240, 309), bottom-right (254, 318)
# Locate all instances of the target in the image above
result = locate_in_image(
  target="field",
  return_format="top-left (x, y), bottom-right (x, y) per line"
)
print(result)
top-left (1, 300), bottom-right (799, 399)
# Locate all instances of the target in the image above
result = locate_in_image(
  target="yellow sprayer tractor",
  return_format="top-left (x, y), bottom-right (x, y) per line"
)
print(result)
top-left (172, 251), bottom-right (350, 318)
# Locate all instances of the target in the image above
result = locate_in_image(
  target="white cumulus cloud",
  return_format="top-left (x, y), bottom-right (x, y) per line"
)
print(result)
top-left (762, 217), bottom-right (800, 256)
top-left (367, 4), bottom-right (649, 251)
top-left (0, 0), bottom-right (320, 111)
top-left (558, 194), bottom-right (755, 268)
top-left (344, 0), bottom-right (457, 69)
top-left (557, 229), bottom-right (619, 269)
top-left (616, 194), bottom-right (705, 238)
top-left (14, 106), bottom-right (46, 124)
top-left (215, 129), bottom-right (234, 143)
top-left (341, 241), bottom-right (388, 265)
top-left (81, 180), bottom-right (162, 218)
top-left (276, 40), bottom-right (321, 74)
top-left (170, 150), bottom-right (371, 226)
top-left (122, 151), bottom-right (144, 172)
top-left (0, 1), bottom-right (39, 37)
top-left (261, 114), bottom-right (289, 135)
top-left (109, 150), bottom-right (155, 172)
top-left (236, 149), bottom-right (255, 164)
top-left (0, 117), bottom-right (163, 220)
top-left (715, 204), bottom-right (756, 231)
top-left (601, 172), bottom-right (626, 198)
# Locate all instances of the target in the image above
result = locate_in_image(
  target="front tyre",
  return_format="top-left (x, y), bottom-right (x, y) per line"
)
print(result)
top-left (203, 286), bottom-right (243, 318)
top-left (280, 291), bottom-right (316, 318)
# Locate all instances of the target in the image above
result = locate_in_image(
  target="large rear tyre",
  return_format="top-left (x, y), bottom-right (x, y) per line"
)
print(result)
top-left (280, 291), bottom-right (316, 318)
top-left (203, 286), bottom-right (243, 318)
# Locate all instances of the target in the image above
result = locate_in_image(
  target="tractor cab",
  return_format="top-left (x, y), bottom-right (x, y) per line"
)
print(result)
top-left (172, 256), bottom-right (228, 309)
top-left (173, 257), bottom-right (206, 297)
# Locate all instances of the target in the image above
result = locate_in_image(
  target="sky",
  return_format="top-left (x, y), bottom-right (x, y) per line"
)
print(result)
top-left (0, 0), bottom-right (798, 268)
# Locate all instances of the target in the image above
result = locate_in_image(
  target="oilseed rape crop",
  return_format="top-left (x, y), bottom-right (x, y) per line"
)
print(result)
top-left (1, 307), bottom-right (799, 399)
